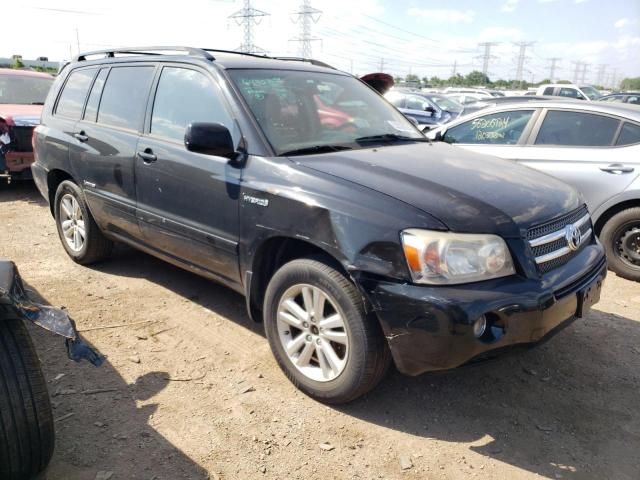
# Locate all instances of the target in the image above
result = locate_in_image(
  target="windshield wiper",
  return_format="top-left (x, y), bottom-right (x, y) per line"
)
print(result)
top-left (355, 133), bottom-right (429, 144)
top-left (280, 144), bottom-right (353, 157)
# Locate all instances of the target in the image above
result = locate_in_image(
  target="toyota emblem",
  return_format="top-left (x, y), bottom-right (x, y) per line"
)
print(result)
top-left (565, 224), bottom-right (582, 251)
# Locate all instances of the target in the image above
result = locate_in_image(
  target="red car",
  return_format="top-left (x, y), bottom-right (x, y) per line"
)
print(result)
top-left (0, 68), bottom-right (54, 183)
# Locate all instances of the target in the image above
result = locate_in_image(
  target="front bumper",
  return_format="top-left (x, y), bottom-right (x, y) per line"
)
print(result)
top-left (360, 243), bottom-right (606, 376)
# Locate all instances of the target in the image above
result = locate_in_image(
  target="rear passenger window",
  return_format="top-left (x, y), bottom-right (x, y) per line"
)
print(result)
top-left (558, 88), bottom-right (580, 99)
top-left (151, 67), bottom-right (234, 143)
top-left (56, 68), bottom-right (96, 119)
top-left (535, 111), bottom-right (619, 146)
top-left (98, 66), bottom-right (155, 130)
top-left (616, 123), bottom-right (640, 146)
top-left (83, 69), bottom-right (108, 122)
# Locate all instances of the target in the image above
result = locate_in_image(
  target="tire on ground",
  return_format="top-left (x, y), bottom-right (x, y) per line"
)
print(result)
top-left (0, 316), bottom-right (55, 480)
top-left (263, 257), bottom-right (391, 404)
top-left (54, 180), bottom-right (113, 265)
top-left (600, 207), bottom-right (640, 282)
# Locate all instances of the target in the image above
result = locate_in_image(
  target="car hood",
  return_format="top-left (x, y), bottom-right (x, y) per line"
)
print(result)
top-left (294, 142), bottom-right (581, 238)
top-left (0, 104), bottom-right (42, 126)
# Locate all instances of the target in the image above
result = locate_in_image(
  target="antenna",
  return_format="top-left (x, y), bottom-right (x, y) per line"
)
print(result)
top-left (229, 0), bottom-right (270, 55)
top-left (289, 0), bottom-right (322, 58)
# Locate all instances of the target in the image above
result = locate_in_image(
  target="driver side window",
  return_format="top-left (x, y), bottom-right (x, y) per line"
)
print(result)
top-left (443, 110), bottom-right (534, 145)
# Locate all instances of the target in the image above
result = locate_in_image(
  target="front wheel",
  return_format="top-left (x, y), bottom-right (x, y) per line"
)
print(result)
top-left (600, 207), bottom-right (640, 282)
top-left (263, 258), bottom-right (390, 404)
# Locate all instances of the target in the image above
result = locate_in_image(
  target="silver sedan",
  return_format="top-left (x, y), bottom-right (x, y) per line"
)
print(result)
top-left (427, 100), bottom-right (640, 281)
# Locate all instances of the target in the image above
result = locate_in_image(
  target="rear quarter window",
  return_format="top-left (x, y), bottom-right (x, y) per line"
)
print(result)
top-left (616, 122), bottom-right (640, 146)
top-left (55, 68), bottom-right (96, 119)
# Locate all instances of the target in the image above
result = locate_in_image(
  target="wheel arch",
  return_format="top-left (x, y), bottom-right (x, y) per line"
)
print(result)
top-left (46, 169), bottom-right (75, 217)
top-left (593, 198), bottom-right (640, 235)
top-left (245, 236), bottom-right (353, 322)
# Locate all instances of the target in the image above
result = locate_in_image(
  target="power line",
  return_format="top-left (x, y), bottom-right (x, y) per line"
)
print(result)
top-left (289, 0), bottom-right (322, 58)
top-left (228, 0), bottom-right (270, 55)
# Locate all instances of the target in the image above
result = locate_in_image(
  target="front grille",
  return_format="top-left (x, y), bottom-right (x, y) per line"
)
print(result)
top-left (527, 205), bottom-right (593, 274)
top-left (11, 126), bottom-right (34, 152)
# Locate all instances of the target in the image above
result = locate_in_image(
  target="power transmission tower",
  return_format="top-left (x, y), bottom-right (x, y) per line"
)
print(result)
top-left (547, 57), bottom-right (561, 82)
top-left (451, 60), bottom-right (457, 78)
top-left (477, 42), bottom-right (500, 79)
top-left (514, 41), bottom-right (535, 85)
top-left (572, 61), bottom-right (582, 84)
top-left (229, 0), bottom-right (270, 55)
top-left (290, 0), bottom-right (322, 58)
top-left (379, 58), bottom-right (385, 72)
top-left (596, 64), bottom-right (607, 86)
top-left (580, 63), bottom-right (590, 84)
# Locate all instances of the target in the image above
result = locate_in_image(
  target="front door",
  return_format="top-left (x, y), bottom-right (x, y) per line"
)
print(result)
top-left (135, 65), bottom-right (242, 284)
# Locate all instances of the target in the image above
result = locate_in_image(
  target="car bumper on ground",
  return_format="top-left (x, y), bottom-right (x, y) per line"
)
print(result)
top-left (359, 244), bottom-right (607, 376)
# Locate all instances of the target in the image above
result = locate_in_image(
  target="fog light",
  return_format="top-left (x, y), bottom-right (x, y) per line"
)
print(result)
top-left (473, 315), bottom-right (487, 338)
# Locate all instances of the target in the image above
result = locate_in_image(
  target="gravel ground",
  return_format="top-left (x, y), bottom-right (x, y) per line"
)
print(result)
top-left (1, 181), bottom-right (639, 480)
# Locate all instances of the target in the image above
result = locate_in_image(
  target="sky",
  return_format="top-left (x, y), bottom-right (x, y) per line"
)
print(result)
top-left (4, 0), bottom-right (640, 86)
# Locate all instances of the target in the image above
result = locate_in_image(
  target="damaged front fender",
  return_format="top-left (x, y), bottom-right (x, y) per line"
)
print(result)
top-left (0, 259), bottom-right (103, 366)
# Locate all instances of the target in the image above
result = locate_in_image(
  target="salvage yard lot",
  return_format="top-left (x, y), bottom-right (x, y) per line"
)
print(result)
top-left (1, 182), bottom-right (639, 480)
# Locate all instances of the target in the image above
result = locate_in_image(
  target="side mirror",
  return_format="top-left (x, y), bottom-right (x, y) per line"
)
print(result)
top-left (425, 105), bottom-right (436, 114)
top-left (407, 116), bottom-right (420, 127)
top-left (185, 122), bottom-right (235, 158)
top-left (426, 129), bottom-right (444, 141)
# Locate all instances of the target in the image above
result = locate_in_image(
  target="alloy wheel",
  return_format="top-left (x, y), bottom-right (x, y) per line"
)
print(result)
top-left (276, 284), bottom-right (349, 382)
top-left (59, 193), bottom-right (86, 252)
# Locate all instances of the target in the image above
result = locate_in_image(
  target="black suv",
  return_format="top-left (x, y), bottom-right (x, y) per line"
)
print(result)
top-left (33, 47), bottom-right (606, 403)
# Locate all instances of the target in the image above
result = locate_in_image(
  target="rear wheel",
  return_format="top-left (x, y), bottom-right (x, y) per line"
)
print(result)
top-left (263, 258), bottom-right (390, 404)
top-left (600, 207), bottom-right (640, 282)
top-left (54, 180), bottom-right (113, 264)
top-left (0, 316), bottom-right (55, 480)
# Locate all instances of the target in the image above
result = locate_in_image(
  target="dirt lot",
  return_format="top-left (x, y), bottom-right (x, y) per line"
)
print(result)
top-left (1, 182), bottom-right (639, 480)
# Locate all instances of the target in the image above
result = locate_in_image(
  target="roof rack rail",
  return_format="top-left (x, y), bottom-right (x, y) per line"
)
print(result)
top-left (75, 46), bottom-right (215, 62)
top-left (270, 57), bottom-right (336, 69)
top-left (74, 46), bottom-right (337, 70)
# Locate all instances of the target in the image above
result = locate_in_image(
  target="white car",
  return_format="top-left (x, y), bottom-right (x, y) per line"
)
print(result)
top-left (427, 100), bottom-right (640, 281)
top-left (535, 84), bottom-right (602, 101)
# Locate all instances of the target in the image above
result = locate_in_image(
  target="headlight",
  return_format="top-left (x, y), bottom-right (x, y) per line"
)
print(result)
top-left (401, 229), bottom-right (515, 285)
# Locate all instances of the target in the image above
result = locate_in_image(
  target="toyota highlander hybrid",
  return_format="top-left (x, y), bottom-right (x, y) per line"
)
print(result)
top-left (32, 47), bottom-right (606, 403)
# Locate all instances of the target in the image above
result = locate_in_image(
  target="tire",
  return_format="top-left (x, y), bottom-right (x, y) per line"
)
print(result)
top-left (0, 316), bottom-right (55, 480)
top-left (54, 180), bottom-right (113, 265)
top-left (263, 258), bottom-right (391, 404)
top-left (600, 207), bottom-right (640, 282)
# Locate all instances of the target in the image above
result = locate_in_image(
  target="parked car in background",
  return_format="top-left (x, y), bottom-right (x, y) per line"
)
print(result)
top-left (33, 47), bottom-right (606, 403)
top-left (445, 92), bottom-right (488, 105)
top-left (0, 69), bottom-right (54, 183)
top-left (443, 87), bottom-right (494, 97)
top-left (427, 100), bottom-right (640, 281)
top-left (419, 92), bottom-right (464, 115)
top-left (599, 92), bottom-right (640, 105)
top-left (384, 90), bottom-right (459, 128)
top-left (535, 83), bottom-right (601, 100)
top-left (461, 95), bottom-right (561, 115)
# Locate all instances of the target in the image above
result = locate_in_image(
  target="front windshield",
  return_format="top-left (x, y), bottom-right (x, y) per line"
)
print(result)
top-left (580, 86), bottom-right (602, 100)
top-left (228, 69), bottom-right (423, 155)
top-left (427, 95), bottom-right (463, 113)
top-left (0, 75), bottom-right (53, 105)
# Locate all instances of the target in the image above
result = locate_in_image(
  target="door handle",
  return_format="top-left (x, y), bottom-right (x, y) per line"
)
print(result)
top-left (600, 164), bottom-right (634, 174)
top-left (137, 149), bottom-right (157, 163)
top-left (74, 132), bottom-right (88, 143)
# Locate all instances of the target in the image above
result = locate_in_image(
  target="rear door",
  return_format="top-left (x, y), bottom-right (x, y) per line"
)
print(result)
top-left (515, 109), bottom-right (640, 212)
top-left (71, 64), bottom-right (156, 239)
top-left (135, 65), bottom-right (242, 283)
